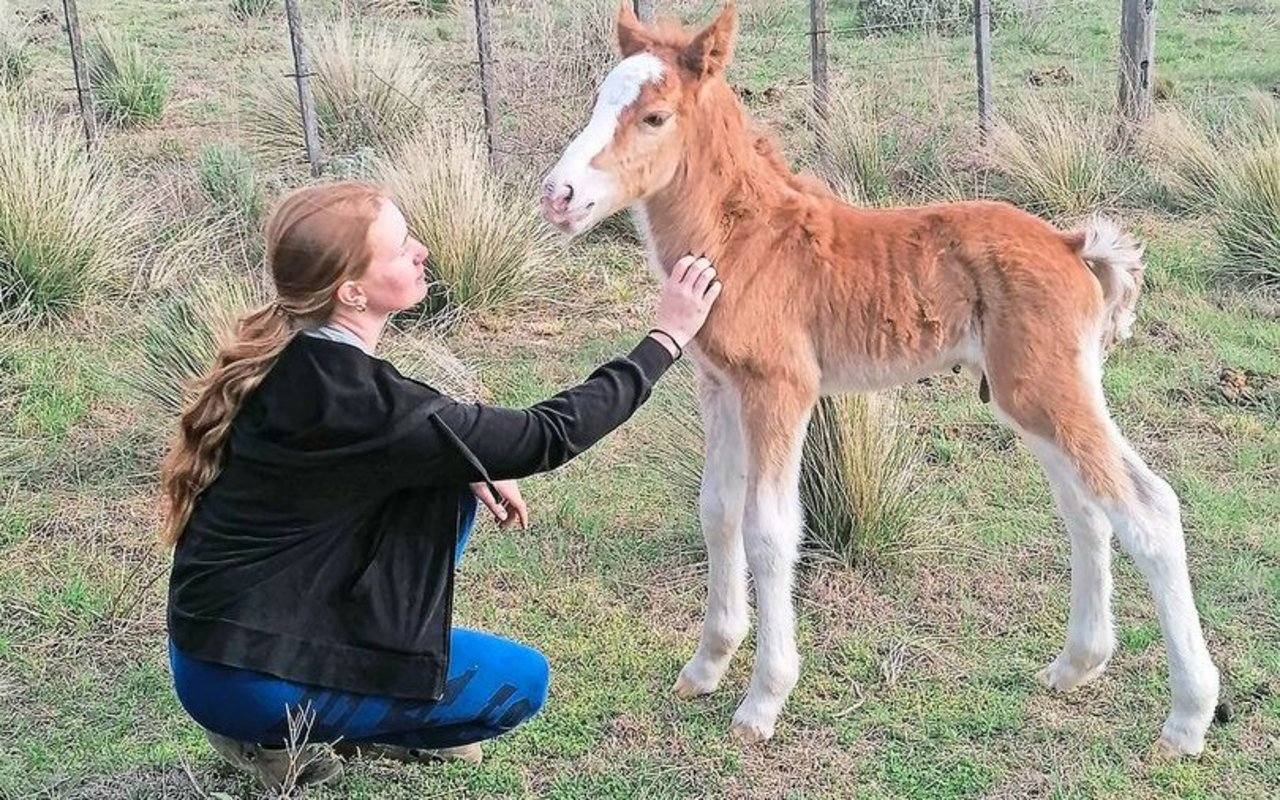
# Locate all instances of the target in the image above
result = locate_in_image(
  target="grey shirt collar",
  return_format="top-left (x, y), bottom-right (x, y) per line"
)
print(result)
top-left (302, 321), bottom-right (373, 356)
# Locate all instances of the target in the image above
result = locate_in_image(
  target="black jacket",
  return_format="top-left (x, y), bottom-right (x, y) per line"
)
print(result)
top-left (166, 334), bottom-right (673, 700)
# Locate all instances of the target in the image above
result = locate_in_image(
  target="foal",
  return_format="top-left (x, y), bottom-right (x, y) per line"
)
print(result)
top-left (540, 2), bottom-right (1219, 756)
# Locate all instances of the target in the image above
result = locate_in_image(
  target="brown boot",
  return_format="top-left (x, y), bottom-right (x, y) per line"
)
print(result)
top-left (333, 741), bottom-right (483, 765)
top-left (204, 729), bottom-right (343, 790)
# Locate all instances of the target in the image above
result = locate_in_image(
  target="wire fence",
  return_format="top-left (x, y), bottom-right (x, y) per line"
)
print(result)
top-left (37, 0), bottom-right (1227, 174)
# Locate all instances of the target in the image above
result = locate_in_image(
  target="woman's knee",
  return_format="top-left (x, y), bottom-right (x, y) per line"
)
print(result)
top-left (497, 643), bottom-right (550, 729)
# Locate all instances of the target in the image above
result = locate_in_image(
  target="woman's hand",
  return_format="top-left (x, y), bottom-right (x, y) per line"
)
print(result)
top-left (470, 480), bottom-right (529, 530)
top-left (650, 255), bottom-right (723, 355)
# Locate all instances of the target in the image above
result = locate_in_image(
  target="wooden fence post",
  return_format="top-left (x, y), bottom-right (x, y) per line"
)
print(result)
top-left (472, 0), bottom-right (498, 168)
top-left (634, 1), bottom-right (654, 23)
top-left (283, 0), bottom-right (323, 177)
top-left (61, 0), bottom-right (97, 152)
top-left (810, 0), bottom-right (829, 125)
top-left (1118, 0), bottom-right (1157, 130)
top-left (973, 0), bottom-right (993, 145)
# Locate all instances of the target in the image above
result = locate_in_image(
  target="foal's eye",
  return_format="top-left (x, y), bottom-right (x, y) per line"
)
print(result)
top-left (643, 111), bottom-right (671, 128)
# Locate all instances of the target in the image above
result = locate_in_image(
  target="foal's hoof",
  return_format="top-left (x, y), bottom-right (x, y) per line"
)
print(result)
top-left (1152, 735), bottom-right (1203, 760)
top-left (673, 665), bottom-right (718, 700)
top-left (1036, 654), bottom-right (1107, 692)
top-left (729, 707), bottom-right (775, 744)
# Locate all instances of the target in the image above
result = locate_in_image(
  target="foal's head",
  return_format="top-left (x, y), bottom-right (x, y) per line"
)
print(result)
top-left (539, 2), bottom-right (739, 237)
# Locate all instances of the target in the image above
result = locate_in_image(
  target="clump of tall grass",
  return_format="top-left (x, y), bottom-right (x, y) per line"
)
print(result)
top-left (0, 2), bottom-right (31, 91)
top-left (86, 30), bottom-right (172, 125)
top-left (376, 123), bottom-right (557, 323)
top-left (0, 101), bottom-right (147, 325)
top-left (799, 392), bottom-right (922, 569)
top-left (230, 0), bottom-right (277, 19)
top-left (134, 274), bottom-right (265, 414)
top-left (380, 331), bottom-right (488, 403)
top-left (362, 0), bottom-right (456, 15)
top-left (1218, 146), bottom-right (1280, 285)
top-left (814, 91), bottom-right (896, 206)
top-left (242, 19), bottom-right (444, 162)
top-left (986, 97), bottom-right (1129, 217)
top-left (197, 142), bottom-right (264, 228)
top-left (1147, 92), bottom-right (1279, 283)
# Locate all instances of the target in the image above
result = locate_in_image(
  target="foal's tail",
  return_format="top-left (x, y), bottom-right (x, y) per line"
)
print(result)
top-left (1061, 214), bottom-right (1146, 355)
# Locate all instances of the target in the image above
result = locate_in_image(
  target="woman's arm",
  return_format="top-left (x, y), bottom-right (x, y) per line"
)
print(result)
top-left (419, 255), bottom-right (721, 483)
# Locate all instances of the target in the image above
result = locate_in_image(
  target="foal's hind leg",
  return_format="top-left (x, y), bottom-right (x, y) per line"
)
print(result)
top-left (990, 359), bottom-right (1218, 755)
top-left (1107, 443), bottom-right (1219, 756)
top-left (1019, 435), bottom-right (1115, 691)
top-left (674, 373), bottom-right (750, 698)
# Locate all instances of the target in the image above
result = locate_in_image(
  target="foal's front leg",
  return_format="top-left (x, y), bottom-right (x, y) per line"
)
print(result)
top-left (674, 376), bottom-right (750, 698)
top-left (730, 387), bottom-right (814, 742)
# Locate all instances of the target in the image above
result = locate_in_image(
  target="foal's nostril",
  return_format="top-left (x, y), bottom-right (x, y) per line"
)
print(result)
top-left (564, 183), bottom-right (575, 202)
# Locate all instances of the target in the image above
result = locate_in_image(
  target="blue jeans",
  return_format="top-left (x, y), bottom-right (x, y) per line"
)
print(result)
top-left (169, 494), bottom-right (550, 749)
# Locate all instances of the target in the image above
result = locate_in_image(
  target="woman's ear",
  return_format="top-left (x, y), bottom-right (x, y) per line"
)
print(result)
top-left (337, 280), bottom-right (368, 312)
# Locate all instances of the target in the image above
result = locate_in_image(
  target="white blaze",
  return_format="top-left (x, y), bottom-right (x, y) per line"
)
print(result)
top-left (545, 53), bottom-right (665, 211)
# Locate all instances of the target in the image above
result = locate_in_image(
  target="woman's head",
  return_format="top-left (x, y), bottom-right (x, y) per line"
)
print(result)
top-left (160, 180), bottom-right (429, 546)
top-left (266, 181), bottom-right (430, 323)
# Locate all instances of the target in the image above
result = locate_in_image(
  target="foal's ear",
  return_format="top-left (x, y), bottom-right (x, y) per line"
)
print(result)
top-left (680, 2), bottom-right (738, 79)
top-left (617, 0), bottom-right (653, 57)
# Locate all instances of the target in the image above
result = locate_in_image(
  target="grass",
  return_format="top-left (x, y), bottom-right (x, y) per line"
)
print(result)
top-left (0, 0), bottom-right (1277, 798)
top-left (241, 17), bottom-right (452, 163)
top-left (376, 123), bottom-right (559, 323)
top-left (196, 141), bottom-right (263, 227)
top-left (87, 29), bottom-right (173, 126)
top-left (799, 393), bottom-right (923, 569)
top-left (0, 100), bottom-right (148, 325)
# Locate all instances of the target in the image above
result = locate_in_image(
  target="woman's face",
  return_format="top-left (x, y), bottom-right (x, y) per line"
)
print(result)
top-left (356, 200), bottom-right (430, 315)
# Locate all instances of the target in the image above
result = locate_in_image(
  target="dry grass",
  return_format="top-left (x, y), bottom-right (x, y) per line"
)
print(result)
top-left (493, 0), bottom-right (616, 166)
top-left (133, 273), bottom-right (265, 414)
top-left (0, 100), bottom-right (149, 325)
top-left (1147, 92), bottom-right (1280, 283)
top-left (361, 0), bottom-right (457, 15)
top-left (241, 18), bottom-right (449, 163)
top-left (0, 0), bottom-right (31, 91)
top-left (376, 123), bottom-right (559, 324)
top-left (815, 90), bottom-right (895, 206)
top-left (799, 392), bottom-right (923, 569)
top-left (380, 328), bottom-right (489, 403)
top-left (987, 96), bottom-right (1130, 217)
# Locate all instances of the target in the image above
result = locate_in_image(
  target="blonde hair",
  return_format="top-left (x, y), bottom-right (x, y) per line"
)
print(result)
top-left (159, 181), bottom-right (389, 546)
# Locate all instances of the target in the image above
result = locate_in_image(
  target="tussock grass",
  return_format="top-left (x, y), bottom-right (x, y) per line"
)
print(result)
top-left (377, 124), bottom-right (558, 323)
top-left (0, 102), bottom-right (148, 325)
top-left (815, 90), bottom-right (896, 206)
top-left (381, 331), bottom-right (488, 402)
top-left (1147, 92), bottom-right (1280, 283)
top-left (362, 0), bottom-right (457, 15)
top-left (87, 30), bottom-right (172, 126)
top-left (230, 0), bottom-right (276, 19)
top-left (242, 19), bottom-right (443, 162)
top-left (987, 97), bottom-right (1130, 217)
top-left (800, 392), bottom-right (922, 569)
top-left (133, 274), bottom-right (265, 414)
top-left (196, 142), bottom-right (263, 228)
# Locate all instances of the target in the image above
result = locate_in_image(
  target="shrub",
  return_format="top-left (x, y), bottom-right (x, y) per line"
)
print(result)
top-left (230, 0), bottom-right (277, 19)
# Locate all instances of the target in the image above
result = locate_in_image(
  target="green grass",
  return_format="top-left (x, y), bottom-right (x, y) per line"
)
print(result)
top-left (1, 0), bottom-right (1277, 798)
